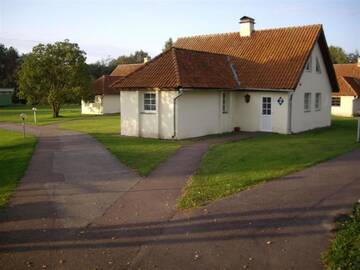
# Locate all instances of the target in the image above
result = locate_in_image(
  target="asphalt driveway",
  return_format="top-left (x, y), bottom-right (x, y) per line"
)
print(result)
top-left (0, 123), bottom-right (359, 269)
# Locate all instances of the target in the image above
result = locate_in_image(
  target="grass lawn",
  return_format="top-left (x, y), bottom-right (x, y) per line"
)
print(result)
top-left (59, 115), bottom-right (182, 176)
top-left (0, 104), bottom-right (86, 125)
top-left (322, 203), bottom-right (360, 270)
top-left (0, 129), bottom-right (36, 207)
top-left (178, 117), bottom-right (360, 209)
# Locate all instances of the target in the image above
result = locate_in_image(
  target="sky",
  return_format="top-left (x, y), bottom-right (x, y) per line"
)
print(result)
top-left (1, 0), bottom-right (359, 63)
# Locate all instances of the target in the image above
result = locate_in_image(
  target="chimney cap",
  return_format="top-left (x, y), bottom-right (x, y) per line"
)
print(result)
top-left (239, 16), bottom-right (255, 24)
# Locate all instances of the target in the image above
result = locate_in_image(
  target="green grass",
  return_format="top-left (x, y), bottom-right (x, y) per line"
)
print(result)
top-left (0, 129), bottom-right (36, 207)
top-left (322, 203), bottom-right (360, 270)
top-left (59, 115), bottom-right (182, 176)
top-left (178, 117), bottom-right (360, 208)
top-left (0, 104), bottom-right (86, 125)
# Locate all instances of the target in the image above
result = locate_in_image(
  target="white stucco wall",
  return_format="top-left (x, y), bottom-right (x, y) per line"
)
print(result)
top-left (331, 96), bottom-right (357, 117)
top-left (120, 90), bottom-right (177, 139)
top-left (81, 95), bottom-right (103, 115)
top-left (354, 98), bottom-right (360, 116)
top-left (82, 94), bottom-right (120, 115)
top-left (103, 95), bottom-right (120, 114)
top-left (176, 91), bottom-right (234, 139)
top-left (234, 91), bottom-right (289, 134)
top-left (291, 42), bottom-right (332, 133)
top-left (120, 91), bottom-right (139, 136)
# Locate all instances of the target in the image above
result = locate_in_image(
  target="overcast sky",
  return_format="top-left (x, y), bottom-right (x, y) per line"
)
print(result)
top-left (1, 0), bottom-right (359, 63)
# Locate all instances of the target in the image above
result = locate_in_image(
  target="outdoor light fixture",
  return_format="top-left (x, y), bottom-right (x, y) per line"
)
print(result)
top-left (245, 94), bottom-right (251, 103)
top-left (19, 113), bottom-right (27, 138)
top-left (32, 107), bottom-right (37, 124)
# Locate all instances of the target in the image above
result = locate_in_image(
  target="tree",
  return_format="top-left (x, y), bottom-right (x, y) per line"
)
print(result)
top-left (347, 49), bottom-right (359, 63)
top-left (162, 38), bottom-right (173, 52)
top-left (0, 44), bottom-right (20, 88)
top-left (109, 50), bottom-right (151, 67)
top-left (329, 46), bottom-right (348, 64)
top-left (87, 57), bottom-right (114, 79)
top-left (17, 40), bottom-right (91, 117)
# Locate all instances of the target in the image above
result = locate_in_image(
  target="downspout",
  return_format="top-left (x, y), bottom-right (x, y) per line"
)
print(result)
top-left (288, 92), bottom-right (293, 134)
top-left (172, 89), bottom-right (184, 139)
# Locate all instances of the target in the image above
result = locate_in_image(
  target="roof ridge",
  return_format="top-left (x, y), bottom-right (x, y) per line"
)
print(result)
top-left (176, 24), bottom-right (322, 40)
top-left (173, 46), bottom-right (231, 58)
top-left (111, 48), bottom-right (173, 88)
top-left (171, 48), bottom-right (182, 86)
top-left (341, 76), bottom-right (360, 96)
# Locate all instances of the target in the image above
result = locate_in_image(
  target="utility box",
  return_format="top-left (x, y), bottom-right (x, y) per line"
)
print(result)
top-left (0, 88), bottom-right (14, 106)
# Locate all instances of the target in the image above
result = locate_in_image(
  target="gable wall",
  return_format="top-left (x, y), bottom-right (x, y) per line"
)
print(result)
top-left (233, 91), bottom-right (289, 134)
top-left (81, 95), bottom-right (103, 115)
top-left (291, 41), bottom-right (332, 133)
top-left (103, 94), bottom-right (121, 114)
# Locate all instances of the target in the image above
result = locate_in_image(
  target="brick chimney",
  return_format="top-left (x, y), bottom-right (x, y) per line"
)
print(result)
top-left (239, 16), bottom-right (255, 37)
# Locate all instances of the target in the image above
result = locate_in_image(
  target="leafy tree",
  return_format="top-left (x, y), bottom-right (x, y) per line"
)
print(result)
top-left (109, 50), bottom-right (151, 67)
top-left (0, 44), bottom-right (20, 88)
top-left (87, 58), bottom-right (114, 79)
top-left (17, 40), bottom-right (91, 117)
top-left (163, 38), bottom-right (173, 52)
top-left (347, 49), bottom-right (359, 63)
top-left (329, 46), bottom-right (348, 64)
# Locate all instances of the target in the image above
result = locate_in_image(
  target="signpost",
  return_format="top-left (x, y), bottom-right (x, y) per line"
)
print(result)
top-left (32, 107), bottom-right (37, 124)
top-left (20, 113), bottom-right (27, 138)
top-left (357, 114), bottom-right (360, 143)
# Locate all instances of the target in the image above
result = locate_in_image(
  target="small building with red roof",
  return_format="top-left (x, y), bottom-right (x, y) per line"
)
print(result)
top-left (331, 60), bottom-right (360, 117)
top-left (81, 63), bottom-right (144, 114)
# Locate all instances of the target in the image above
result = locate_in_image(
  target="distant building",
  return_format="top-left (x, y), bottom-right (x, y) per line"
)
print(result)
top-left (332, 59), bottom-right (360, 117)
top-left (0, 88), bottom-right (14, 106)
top-left (81, 64), bottom-right (144, 115)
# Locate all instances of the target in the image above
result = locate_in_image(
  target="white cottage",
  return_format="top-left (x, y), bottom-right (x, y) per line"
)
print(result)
top-left (81, 63), bottom-right (143, 115)
top-left (331, 61), bottom-right (360, 117)
top-left (113, 17), bottom-right (338, 139)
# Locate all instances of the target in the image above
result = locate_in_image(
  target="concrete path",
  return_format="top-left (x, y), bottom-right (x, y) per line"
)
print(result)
top-left (0, 123), bottom-right (254, 269)
top-left (0, 123), bottom-right (142, 269)
top-left (1, 122), bottom-right (359, 269)
top-left (130, 148), bottom-right (360, 270)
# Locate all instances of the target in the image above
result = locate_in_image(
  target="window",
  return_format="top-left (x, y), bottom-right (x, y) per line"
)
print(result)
top-left (315, 93), bottom-right (321, 111)
top-left (262, 97), bottom-right (271, 115)
top-left (143, 92), bottom-right (156, 112)
top-left (332, 97), bottom-right (341, 107)
top-left (222, 92), bottom-right (230, 113)
top-left (315, 57), bottom-right (321, 73)
top-left (304, 93), bottom-right (311, 112)
top-left (305, 55), bottom-right (312, 72)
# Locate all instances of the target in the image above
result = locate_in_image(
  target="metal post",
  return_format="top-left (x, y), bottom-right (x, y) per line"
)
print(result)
top-left (20, 113), bottom-right (26, 138)
top-left (32, 107), bottom-right (37, 124)
top-left (357, 117), bottom-right (360, 143)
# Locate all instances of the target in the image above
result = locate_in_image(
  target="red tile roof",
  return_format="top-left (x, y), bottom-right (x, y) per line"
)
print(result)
top-left (114, 24), bottom-right (338, 91)
top-left (113, 48), bottom-right (239, 89)
top-left (110, 63), bottom-right (144, 76)
top-left (92, 75), bottom-right (123, 95)
top-left (333, 64), bottom-right (360, 96)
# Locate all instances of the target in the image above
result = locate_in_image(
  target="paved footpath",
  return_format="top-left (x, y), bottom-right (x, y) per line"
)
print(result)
top-left (0, 123), bottom-right (254, 269)
top-left (1, 123), bottom-right (359, 269)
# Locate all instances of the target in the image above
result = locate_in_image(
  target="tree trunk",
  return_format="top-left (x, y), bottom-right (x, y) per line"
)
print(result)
top-left (52, 103), bottom-right (60, 118)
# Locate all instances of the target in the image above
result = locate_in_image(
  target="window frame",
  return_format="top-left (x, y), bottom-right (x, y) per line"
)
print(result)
top-left (305, 55), bottom-right (312, 72)
top-left (222, 92), bottom-right (230, 114)
top-left (315, 57), bottom-right (321, 73)
top-left (143, 92), bottom-right (157, 113)
top-left (315, 92), bottom-right (321, 111)
top-left (304, 92), bottom-right (311, 112)
top-left (262, 96), bottom-right (272, 116)
top-left (331, 96), bottom-right (341, 107)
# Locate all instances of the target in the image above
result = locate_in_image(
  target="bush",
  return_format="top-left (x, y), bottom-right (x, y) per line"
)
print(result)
top-left (323, 203), bottom-right (360, 270)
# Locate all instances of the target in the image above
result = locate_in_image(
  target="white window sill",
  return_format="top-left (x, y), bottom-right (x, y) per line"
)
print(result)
top-left (141, 111), bottom-right (157, 114)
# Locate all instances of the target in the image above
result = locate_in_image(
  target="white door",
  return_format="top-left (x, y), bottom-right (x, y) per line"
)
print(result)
top-left (260, 96), bottom-right (272, 132)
